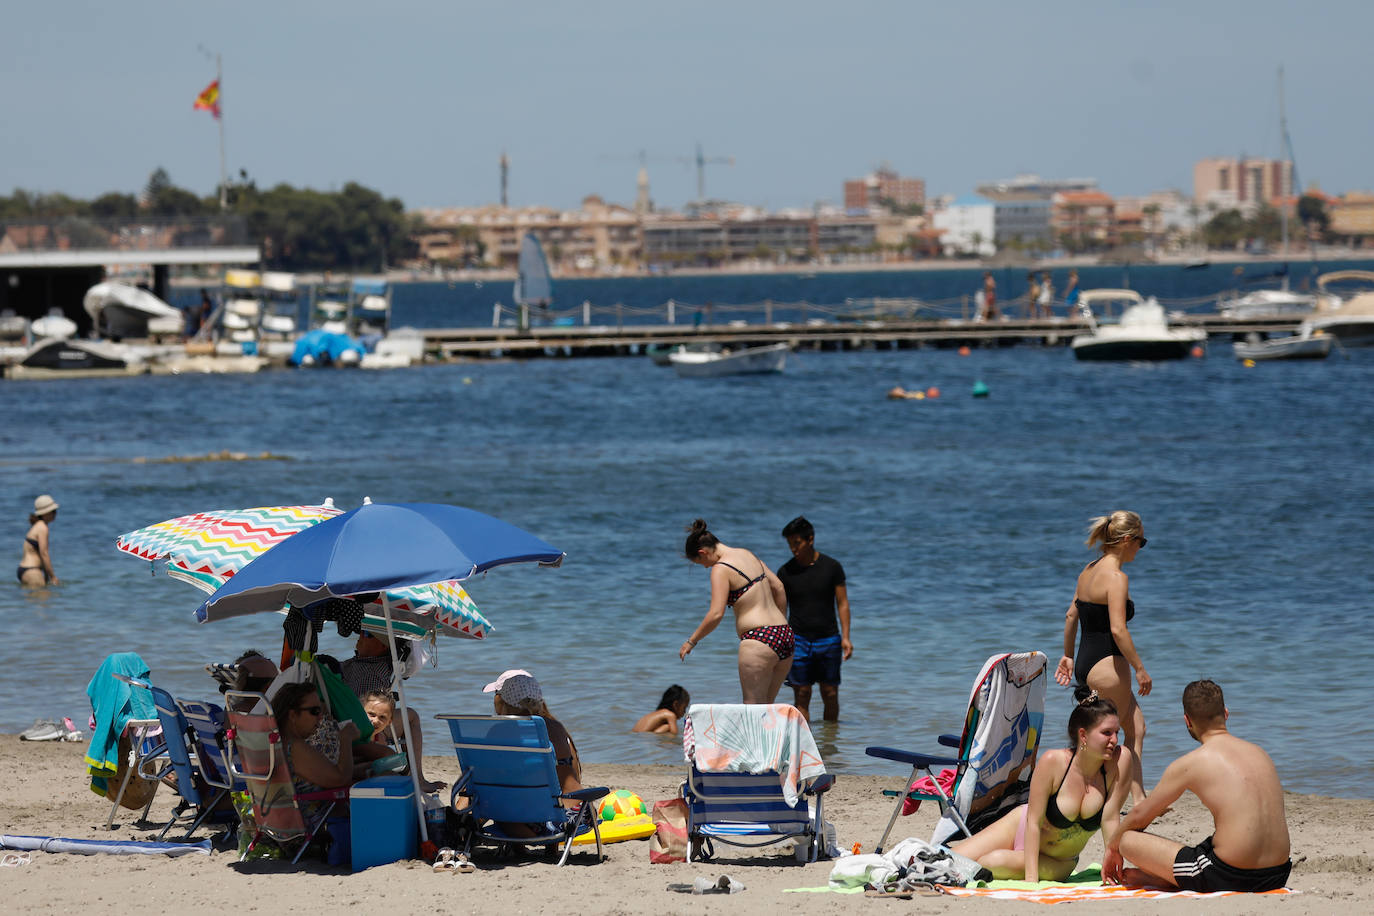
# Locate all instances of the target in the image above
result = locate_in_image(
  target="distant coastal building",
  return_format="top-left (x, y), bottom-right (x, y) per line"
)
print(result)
top-left (1051, 190), bottom-right (1117, 253)
top-left (1328, 192), bottom-right (1374, 242)
top-left (1193, 157), bottom-right (1293, 211)
top-left (975, 174), bottom-right (1100, 251)
top-left (415, 197), bottom-right (639, 271)
top-left (933, 195), bottom-right (996, 257)
top-left (843, 166), bottom-right (925, 213)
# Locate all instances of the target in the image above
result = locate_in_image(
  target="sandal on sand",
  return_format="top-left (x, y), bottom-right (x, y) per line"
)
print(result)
top-left (433, 848), bottom-right (457, 872)
top-left (667, 875), bottom-right (746, 895)
top-left (1, 852), bottom-right (32, 867)
top-left (453, 852), bottom-right (475, 873)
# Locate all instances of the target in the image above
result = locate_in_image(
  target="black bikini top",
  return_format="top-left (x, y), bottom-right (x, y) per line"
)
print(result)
top-left (717, 561), bottom-right (765, 606)
top-left (1044, 749), bottom-right (1107, 832)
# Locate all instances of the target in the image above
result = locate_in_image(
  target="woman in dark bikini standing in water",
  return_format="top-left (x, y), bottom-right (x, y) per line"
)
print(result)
top-left (952, 688), bottom-right (1133, 881)
top-left (1055, 510), bottom-right (1151, 804)
top-left (17, 494), bottom-right (59, 588)
top-left (681, 519), bottom-right (794, 703)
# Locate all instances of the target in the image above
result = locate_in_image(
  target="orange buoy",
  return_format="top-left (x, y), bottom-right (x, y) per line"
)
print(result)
top-left (957, 345), bottom-right (971, 356)
top-left (925, 386), bottom-right (940, 399)
top-left (1190, 345), bottom-right (1205, 358)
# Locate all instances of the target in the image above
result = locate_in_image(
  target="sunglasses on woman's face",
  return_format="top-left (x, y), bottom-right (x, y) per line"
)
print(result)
top-left (296, 705), bottom-right (323, 716)
top-left (1137, 536), bottom-right (1148, 548)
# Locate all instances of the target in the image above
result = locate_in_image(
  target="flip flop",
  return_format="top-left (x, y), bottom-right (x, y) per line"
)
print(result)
top-left (1, 852), bottom-right (31, 867)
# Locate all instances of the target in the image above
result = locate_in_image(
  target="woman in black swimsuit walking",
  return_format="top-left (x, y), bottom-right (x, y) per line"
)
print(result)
top-left (952, 688), bottom-right (1133, 881)
top-left (17, 494), bottom-right (59, 588)
top-left (680, 519), bottom-right (794, 703)
top-left (1055, 510), bottom-right (1151, 805)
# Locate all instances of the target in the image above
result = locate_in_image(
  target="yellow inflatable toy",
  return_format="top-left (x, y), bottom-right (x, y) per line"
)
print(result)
top-left (572, 789), bottom-right (657, 844)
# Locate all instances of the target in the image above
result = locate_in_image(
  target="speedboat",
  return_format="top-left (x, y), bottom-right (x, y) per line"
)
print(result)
top-left (4, 337), bottom-right (144, 379)
top-left (669, 342), bottom-right (789, 377)
top-left (1233, 329), bottom-right (1332, 361)
top-left (1300, 270), bottom-right (1374, 347)
top-left (1217, 288), bottom-right (1317, 319)
top-left (1070, 289), bottom-right (1206, 361)
top-left (83, 281), bottom-right (184, 339)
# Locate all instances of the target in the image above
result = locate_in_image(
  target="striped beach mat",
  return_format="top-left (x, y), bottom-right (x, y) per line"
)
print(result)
top-left (939, 884), bottom-right (1294, 903)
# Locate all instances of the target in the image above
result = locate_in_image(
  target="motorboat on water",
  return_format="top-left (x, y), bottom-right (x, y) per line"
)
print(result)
top-left (83, 281), bottom-right (184, 339)
top-left (1217, 287), bottom-right (1318, 319)
top-left (1232, 328), bottom-right (1332, 361)
top-left (668, 342), bottom-right (789, 377)
top-left (3, 337), bottom-right (145, 379)
top-left (1300, 270), bottom-right (1374, 347)
top-left (648, 341), bottom-right (720, 367)
top-left (1070, 289), bottom-right (1206, 361)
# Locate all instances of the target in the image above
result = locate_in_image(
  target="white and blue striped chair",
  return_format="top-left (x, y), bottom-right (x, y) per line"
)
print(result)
top-left (682, 766), bottom-right (834, 863)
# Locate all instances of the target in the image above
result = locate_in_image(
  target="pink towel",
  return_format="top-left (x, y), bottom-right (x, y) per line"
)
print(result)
top-left (902, 767), bottom-right (956, 816)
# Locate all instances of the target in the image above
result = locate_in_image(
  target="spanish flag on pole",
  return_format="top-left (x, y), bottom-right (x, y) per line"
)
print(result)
top-left (193, 80), bottom-right (221, 119)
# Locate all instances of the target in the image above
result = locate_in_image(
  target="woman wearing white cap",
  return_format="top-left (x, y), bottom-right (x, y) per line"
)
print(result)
top-left (17, 495), bottom-right (59, 588)
top-left (485, 669), bottom-right (582, 800)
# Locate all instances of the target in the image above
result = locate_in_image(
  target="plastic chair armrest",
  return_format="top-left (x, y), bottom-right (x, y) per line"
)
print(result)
top-left (937, 734), bottom-right (961, 749)
top-left (864, 746), bottom-right (960, 769)
top-left (562, 786), bottom-right (609, 805)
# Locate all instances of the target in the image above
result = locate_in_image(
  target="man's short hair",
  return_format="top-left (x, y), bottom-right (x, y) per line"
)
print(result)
top-left (782, 516), bottom-right (814, 540)
top-left (1182, 679), bottom-right (1225, 723)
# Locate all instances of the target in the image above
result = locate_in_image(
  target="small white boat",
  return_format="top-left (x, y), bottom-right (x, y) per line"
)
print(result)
top-left (83, 281), bottom-right (184, 339)
top-left (649, 342), bottom-right (719, 367)
top-left (1301, 270), bottom-right (1374, 347)
top-left (1217, 287), bottom-right (1317, 319)
top-left (29, 308), bottom-right (78, 340)
top-left (0, 309), bottom-right (28, 341)
top-left (669, 342), bottom-right (789, 377)
top-left (1070, 290), bottom-right (1206, 361)
top-left (1233, 329), bottom-right (1332, 361)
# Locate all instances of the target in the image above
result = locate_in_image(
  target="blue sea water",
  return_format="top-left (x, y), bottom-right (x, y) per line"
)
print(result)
top-left (9, 267), bottom-right (1374, 800)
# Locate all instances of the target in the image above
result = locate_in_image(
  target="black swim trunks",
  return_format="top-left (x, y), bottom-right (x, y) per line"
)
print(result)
top-left (1173, 836), bottom-right (1291, 893)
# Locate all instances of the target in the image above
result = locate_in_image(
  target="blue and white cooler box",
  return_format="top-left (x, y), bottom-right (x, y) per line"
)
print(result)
top-left (350, 774), bottom-right (418, 871)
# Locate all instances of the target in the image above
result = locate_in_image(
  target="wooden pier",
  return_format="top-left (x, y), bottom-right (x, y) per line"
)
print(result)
top-left (420, 314), bottom-right (1303, 359)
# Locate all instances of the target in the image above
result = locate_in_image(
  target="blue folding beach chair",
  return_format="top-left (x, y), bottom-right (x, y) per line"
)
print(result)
top-left (175, 698), bottom-right (246, 837)
top-left (106, 674), bottom-right (181, 831)
top-left (436, 714), bottom-right (608, 866)
top-left (865, 650), bottom-right (1047, 852)
top-left (682, 766), bottom-right (835, 863)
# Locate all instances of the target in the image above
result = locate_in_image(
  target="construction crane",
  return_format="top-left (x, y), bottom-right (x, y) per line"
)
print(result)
top-left (679, 143), bottom-right (733, 202)
top-left (601, 144), bottom-right (735, 203)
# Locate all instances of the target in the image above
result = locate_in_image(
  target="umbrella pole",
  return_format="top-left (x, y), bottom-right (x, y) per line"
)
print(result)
top-left (383, 594), bottom-right (430, 845)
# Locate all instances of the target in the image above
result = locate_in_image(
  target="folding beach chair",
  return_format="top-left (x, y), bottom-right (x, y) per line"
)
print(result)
top-left (174, 698), bottom-right (247, 840)
top-left (680, 703), bottom-right (834, 864)
top-left (104, 673), bottom-right (173, 830)
top-left (866, 651), bottom-right (1047, 852)
top-left (436, 714), bottom-right (608, 866)
top-left (224, 691), bottom-right (348, 864)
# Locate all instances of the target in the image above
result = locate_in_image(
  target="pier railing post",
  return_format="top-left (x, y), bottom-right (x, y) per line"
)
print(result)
top-left (962, 294), bottom-right (968, 322)
top-left (492, 303), bottom-right (501, 327)
top-left (583, 299), bottom-right (591, 326)
top-left (765, 300), bottom-right (772, 324)
top-left (617, 302), bottom-right (623, 332)
top-left (667, 298), bottom-right (675, 324)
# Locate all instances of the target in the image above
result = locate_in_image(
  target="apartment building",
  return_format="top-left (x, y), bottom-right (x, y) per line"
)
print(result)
top-left (1051, 190), bottom-right (1117, 251)
top-left (1193, 157), bottom-right (1293, 210)
top-left (843, 167), bottom-right (925, 212)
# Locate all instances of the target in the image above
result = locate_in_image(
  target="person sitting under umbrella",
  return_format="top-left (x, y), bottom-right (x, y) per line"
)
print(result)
top-left (271, 682), bottom-right (358, 798)
top-left (340, 630), bottom-right (443, 792)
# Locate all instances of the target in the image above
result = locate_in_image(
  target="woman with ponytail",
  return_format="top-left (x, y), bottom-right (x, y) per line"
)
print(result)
top-left (1054, 510), bottom-right (1151, 804)
top-left (680, 519), bottom-right (793, 703)
top-left (952, 687), bottom-right (1133, 881)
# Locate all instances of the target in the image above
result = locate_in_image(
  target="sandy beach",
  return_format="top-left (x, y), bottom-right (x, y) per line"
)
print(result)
top-left (2, 735), bottom-right (1369, 914)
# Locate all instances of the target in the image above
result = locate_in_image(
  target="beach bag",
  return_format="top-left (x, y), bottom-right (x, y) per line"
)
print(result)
top-left (107, 731), bottom-right (159, 810)
top-left (649, 798), bottom-right (689, 863)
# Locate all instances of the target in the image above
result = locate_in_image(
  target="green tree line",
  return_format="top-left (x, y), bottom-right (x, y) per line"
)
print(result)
top-left (0, 168), bottom-right (420, 272)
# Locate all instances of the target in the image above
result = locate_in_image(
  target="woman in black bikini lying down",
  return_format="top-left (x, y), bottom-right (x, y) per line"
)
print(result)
top-left (17, 494), bottom-right (59, 588)
top-left (680, 519), bottom-right (794, 704)
top-left (1055, 510), bottom-right (1151, 805)
top-left (951, 688), bottom-right (1134, 881)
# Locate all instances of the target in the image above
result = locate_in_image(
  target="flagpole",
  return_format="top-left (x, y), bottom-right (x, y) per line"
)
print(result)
top-left (217, 53), bottom-right (227, 210)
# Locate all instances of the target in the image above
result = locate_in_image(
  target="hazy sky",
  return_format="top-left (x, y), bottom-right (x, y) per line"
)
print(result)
top-left (6, 2), bottom-right (1371, 212)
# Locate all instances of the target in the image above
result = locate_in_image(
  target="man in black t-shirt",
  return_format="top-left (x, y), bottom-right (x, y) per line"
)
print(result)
top-left (777, 516), bottom-right (851, 721)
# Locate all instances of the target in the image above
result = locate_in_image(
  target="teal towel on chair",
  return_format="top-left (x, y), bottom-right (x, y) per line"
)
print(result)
top-left (84, 652), bottom-right (155, 792)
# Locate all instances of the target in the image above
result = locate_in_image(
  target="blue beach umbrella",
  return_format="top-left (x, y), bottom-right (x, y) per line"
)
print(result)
top-left (194, 502), bottom-right (565, 623)
top-left (193, 501), bottom-right (565, 845)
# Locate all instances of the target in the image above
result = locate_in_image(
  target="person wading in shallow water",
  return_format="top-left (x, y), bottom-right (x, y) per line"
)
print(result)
top-left (18, 495), bottom-right (59, 587)
top-left (776, 516), bottom-right (851, 722)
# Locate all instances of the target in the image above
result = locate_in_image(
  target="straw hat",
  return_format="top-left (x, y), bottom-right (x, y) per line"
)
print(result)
top-left (33, 495), bottom-right (59, 515)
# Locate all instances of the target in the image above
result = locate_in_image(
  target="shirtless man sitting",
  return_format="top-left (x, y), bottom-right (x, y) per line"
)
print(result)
top-left (1104, 679), bottom-right (1291, 893)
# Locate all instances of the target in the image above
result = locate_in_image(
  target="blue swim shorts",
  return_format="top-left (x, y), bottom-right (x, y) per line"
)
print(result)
top-left (785, 634), bottom-right (842, 687)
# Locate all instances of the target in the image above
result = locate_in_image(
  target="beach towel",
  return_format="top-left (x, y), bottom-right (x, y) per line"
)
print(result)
top-left (682, 704), bottom-right (824, 806)
top-left (83, 652), bottom-right (156, 795)
top-left (938, 864), bottom-right (1296, 903)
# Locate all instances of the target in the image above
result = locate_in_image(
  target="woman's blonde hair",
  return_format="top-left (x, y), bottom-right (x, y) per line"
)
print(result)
top-left (1085, 511), bottom-right (1142, 549)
